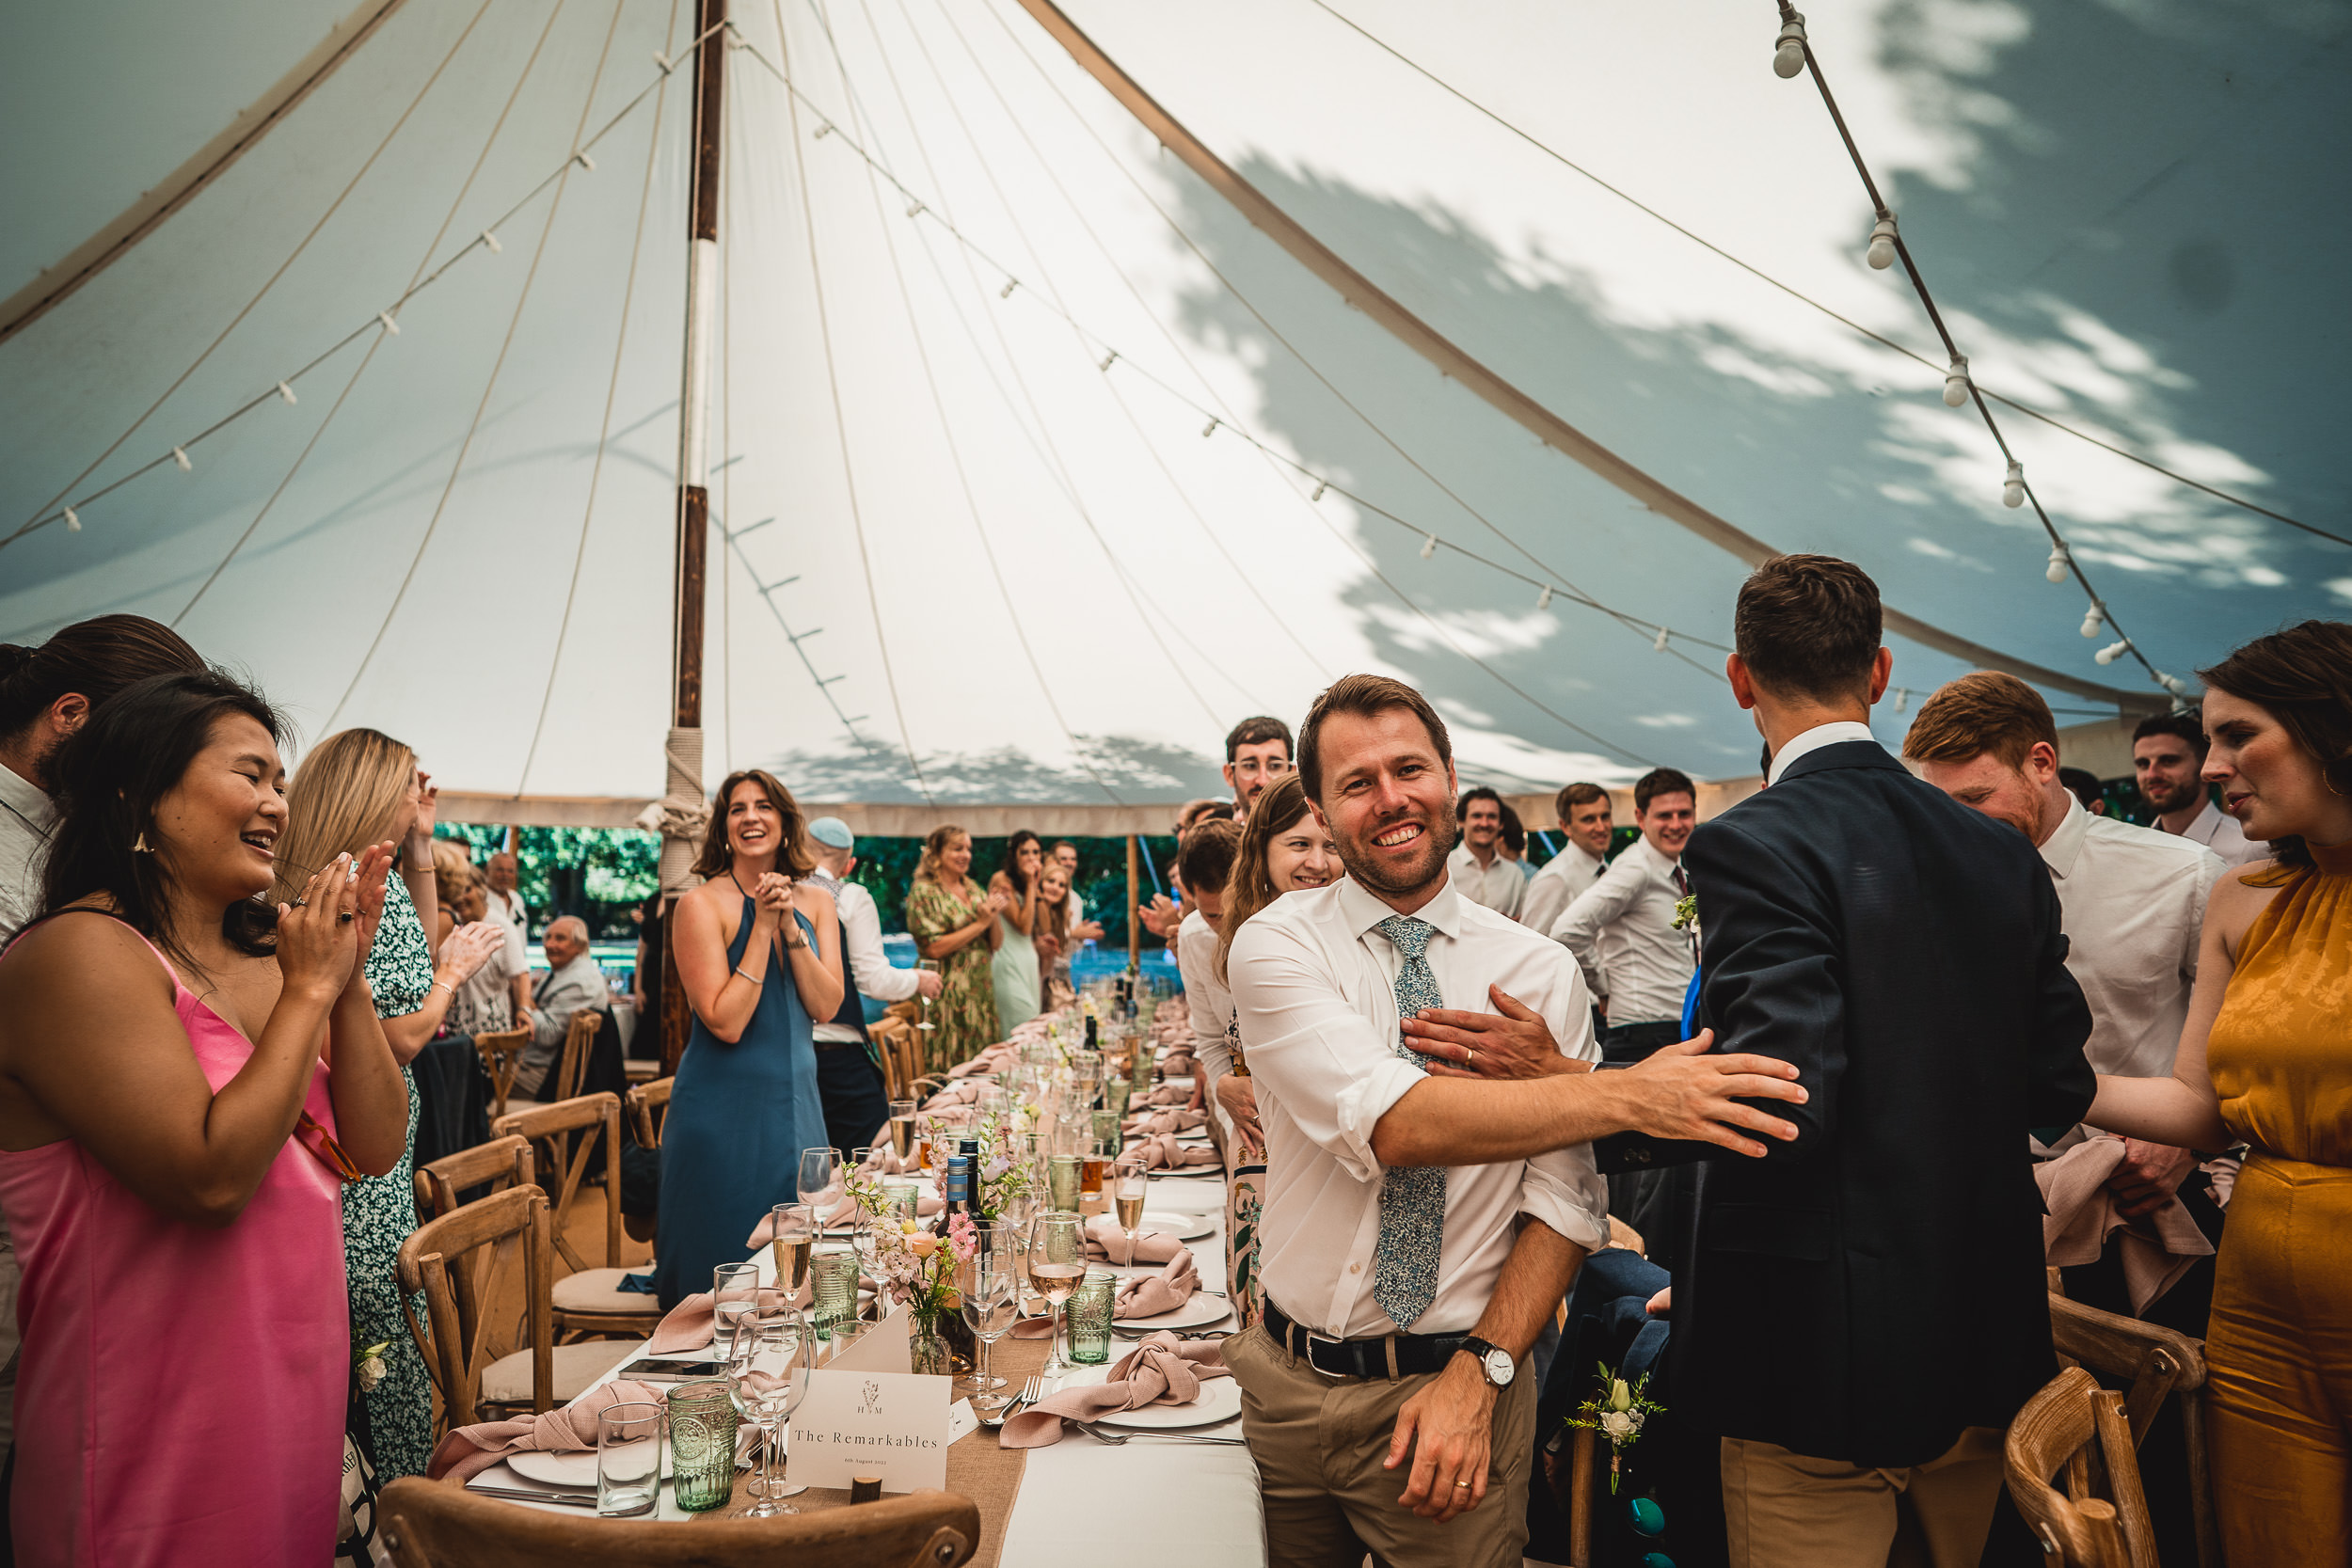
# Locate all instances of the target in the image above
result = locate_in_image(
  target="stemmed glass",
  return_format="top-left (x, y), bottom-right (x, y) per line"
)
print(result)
top-left (797, 1147), bottom-right (843, 1229)
top-left (1025, 1211), bottom-right (1086, 1374)
top-left (958, 1247), bottom-right (1020, 1403)
top-left (727, 1309), bottom-right (812, 1515)
top-left (1114, 1157), bottom-right (1150, 1269)
top-left (770, 1203), bottom-right (814, 1308)
top-left (886, 1100), bottom-right (918, 1165)
top-left (915, 960), bottom-right (941, 1036)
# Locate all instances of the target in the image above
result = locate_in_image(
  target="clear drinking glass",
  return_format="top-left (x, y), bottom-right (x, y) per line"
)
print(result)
top-left (712, 1261), bottom-right (761, 1359)
top-left (770, 1204), bottom-right (813, 1308)
top-left (1066, 1269), bottom-right (1118, 1365)
top-left (596, 1401), bottom-right (664, 1516)
top-left (915, 961), bottom-right (941, 1035)
top-left (958, 1250), bottom-right (1019, 1402)
top-left (810, 1243), bottom-right (859, 1339)
top-left (797, 1147), bottom-right (843, 1227)
top-left (1114, 1158), bottom-right (1150, 1268)
top-left (1025, 1210), bottom-right (1087, 1374)
top-left (1047, 1153), bottom-right (1083, 1212)
top-left (728, 1309), bottom-right (812, 1514)
top-left (886, 1099), bottom-right (919, 1165)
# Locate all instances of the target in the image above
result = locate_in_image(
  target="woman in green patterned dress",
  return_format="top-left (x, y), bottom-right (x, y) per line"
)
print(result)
top-left (903, 825), bottom-right (1009, 1077)
top-left (277, 730), bottom-right (502, 1480)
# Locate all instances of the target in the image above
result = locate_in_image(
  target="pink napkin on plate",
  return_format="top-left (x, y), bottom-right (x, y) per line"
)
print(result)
top-left (925, 1080), bottom-right (980, 1108)
top-left (949, 1042), bottom-right (1019, 1077)
top-left (1132, 1132), bottom-right (1219, 1170)
top-left (1083, 1212), bottom-right (1186, 1264)
top-left (999, 1333), bottom-right (1231, 1448)
top-left (1124, 1108), bottom-right (1206, 1137)
top-left (1115, 1250), bottom-right (1200, 1320)
top-left (646, 1286), bottom-right (796, 1355)
top-left (429, 1380), bottom-right (665, 1482)
top-left (1136, 1084), bottom-right (1189, 1108)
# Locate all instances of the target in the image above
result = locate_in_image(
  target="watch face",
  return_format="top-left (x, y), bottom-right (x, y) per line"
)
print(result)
top-left (1484, 1348), bottom-right (1515, 1386)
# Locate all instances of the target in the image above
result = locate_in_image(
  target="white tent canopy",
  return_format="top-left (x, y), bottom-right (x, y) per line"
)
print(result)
top-left (4, 0), bottom-right (2344, 821)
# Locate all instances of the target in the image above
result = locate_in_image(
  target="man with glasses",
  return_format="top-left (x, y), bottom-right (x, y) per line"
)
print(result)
top-left (1224, 715), bottom-right (1295, 821)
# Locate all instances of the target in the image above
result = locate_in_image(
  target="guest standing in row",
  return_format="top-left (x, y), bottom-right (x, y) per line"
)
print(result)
top-left (1518, 782), bottom-right (1612, 937)
top-left (273, 728), bottom-right (501, 1481)
top-left (2085, 621), bottom-right (2352, 1567)
top-left (905, 825), bottom-right (1007, 1075)
top-left (0, 669), bottom-right (412, 1566)
top-left (431, 841), bottom-right (527, 1036)
top-left (1446, 785), bottom-right (1525, 918)
top-left (1036, 861), bottom-right (1076, 1011)
top-left (804, 816), bottom-right (939, 1156)
top-left (654, 769), bottom-right (841, 1308)
top-left (2134, 710), bottom-right (2268, 866)
top-left (988, 829), bottom-right (1047, 1037)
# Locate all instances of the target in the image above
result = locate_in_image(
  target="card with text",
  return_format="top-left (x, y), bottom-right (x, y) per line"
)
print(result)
top-left (788, 1370), bottom-right (952, 1493)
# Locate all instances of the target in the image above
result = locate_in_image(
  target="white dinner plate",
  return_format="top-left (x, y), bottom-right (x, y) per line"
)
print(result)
top-left (1138, 1210), bottom-right (1215, 1241)
top-left (1117, 1292), bottom-right (1232, 1332)
top-left (1058, 1364), bottom-right (1244, 1430)
top-left (506, 1443), bottom-right (672, 1487)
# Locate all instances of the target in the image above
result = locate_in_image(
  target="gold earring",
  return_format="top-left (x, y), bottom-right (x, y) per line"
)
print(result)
top-left (133, 831), bottom-right (152, 852)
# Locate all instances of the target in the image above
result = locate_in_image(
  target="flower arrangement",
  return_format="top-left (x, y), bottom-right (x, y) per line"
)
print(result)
top-left (971, 1117), bottom-right (1039, 1222)
top-left (866, 1210), bottom-right (980, 1327)
top-left (1565, 1363), bottom-right (1667, 1493)
top-left (1671, 893), bottom-right (1698, 933)
top-left (354, 1338), bottom-right (392, 1394)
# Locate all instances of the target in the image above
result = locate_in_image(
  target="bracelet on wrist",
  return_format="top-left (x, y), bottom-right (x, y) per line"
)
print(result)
top-left (735, 964), bottom-right (760, 985)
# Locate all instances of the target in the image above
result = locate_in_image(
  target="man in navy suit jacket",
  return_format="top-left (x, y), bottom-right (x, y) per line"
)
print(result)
top-left (1406, 555), bottom-right (2093, 1568)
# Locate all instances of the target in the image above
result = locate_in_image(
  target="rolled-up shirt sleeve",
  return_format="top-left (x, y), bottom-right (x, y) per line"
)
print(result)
top-left (1522, 962), bottom-right (1610, 1249)
top-left (1231, 916), bottom-right (1425, 1183)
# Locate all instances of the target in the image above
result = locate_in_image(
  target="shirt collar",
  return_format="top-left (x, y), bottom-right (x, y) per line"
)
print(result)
top-left (2039, 794), bottom-right (2090, 879)
top-left (0, 762), bottom-right (56, 835)
top-left (1766, 720), bottom-right (1881, 786)
top-left (1337, 874), bottom-right (1466, 942)
top-left (2187, 800), bottom-right (2227, 844)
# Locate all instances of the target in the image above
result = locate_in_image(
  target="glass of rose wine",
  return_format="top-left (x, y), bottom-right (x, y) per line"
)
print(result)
top-left (1025, 1211), bottom-right (1087, 1374)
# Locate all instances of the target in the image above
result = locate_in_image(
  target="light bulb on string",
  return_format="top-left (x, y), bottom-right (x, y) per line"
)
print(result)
top-left (1311, 481), bottom-right (1327, 502)
top-left (172, 446), bottom-right (192, 473)
top-left (573, 151), bottom-right (595, 173)
top-left (2045, 544), bottom-right (2071, 584)
top-left (1772, 13), bottom-right (1807, 77)
top-left (2080, 604), bottom-right (2105, 639)
top-left (1200, 417), bottom-right (1218, 439)
top-left (63, 506), bottom-right (80, 532)
top-left (1943, 356), bottom-right (1971, 408)
top-left (480, 230), bottom-right (501, 255)
top-left (2094, 639), bottom-right (2133, 666)
top-left (905, 200), bottom-right (923, 218)
top-left (1866, 215), bottom-right (1899, 271)
top-left (2002, 461), bottom-right (2025, 508)
top-left (1420, 533), bottom-right (1438, 560)
top-left (1097, 350), bottom-right (1117, 372)
top-left (1537, 585), bottom-right (1554, 611)
top-left (814, 122), bottom-right (833, 139)
top-left (2157, 673), bottom-right (2190, 700)
top-left (1893, 687), bottom-right (1909, 714)
top-left (1653, 626), bottom-right (1670, 653)
top-left (377, 311), bottom-right (401, 336)
top-left (276, 381), bottom-right (298, 406)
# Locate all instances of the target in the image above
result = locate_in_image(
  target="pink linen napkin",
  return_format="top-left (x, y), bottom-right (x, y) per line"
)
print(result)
top-left (2037, 1135), bottom-right (2214, 1314)
top-left (949, 1042), bottom-right (1019, 1077)
top-left (1158, 1049), bottom-right (1198, 1079)
top-left (1136, 1084), bottom-right (1189, 1108)
top-left (999, 1333), bottom-right (1231, 1448)
top-left (429, 1380), bottom-right (665, 1482)
top-left (1132, 1132), bottom-right (1219, 1170)
top-left (925, 1080), bottom-right (980, 1108)
top-left (1083, 1212), bottom-right (1186, 1265)
top-left (1114, 1251), bottom-right (1200, 1320)
top-left (1124, 1108), bottom-right (1206, 1137)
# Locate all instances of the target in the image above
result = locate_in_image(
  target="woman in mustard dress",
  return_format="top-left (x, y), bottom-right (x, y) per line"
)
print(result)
top-left (904, 826), bottom-right (1009, 1077)
top-left (2087, 620), bottom-right (2352, 1566)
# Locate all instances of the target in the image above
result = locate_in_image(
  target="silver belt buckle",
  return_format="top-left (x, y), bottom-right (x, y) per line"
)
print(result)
top-left (1304, 1327), bottom-right (1352, 1379)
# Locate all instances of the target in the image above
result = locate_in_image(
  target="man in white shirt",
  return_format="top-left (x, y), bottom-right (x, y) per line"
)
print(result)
top-left (476, 858), bottom-right (536, 1027)
top-left (805, 817), bottom-right (941, 1154)
top-left (1229, 673), bottom-right (1808, 1566)
top-left (485, 850), bottom-right (531, 927)
top-left (1552, 768), bottom-right (1698, 1064)
top-left (1519, 782), bottom-right (1613, 937)
top-left (1224, 715), bottom-right (1295, 821)
top-left (2133, 711), bottom-right (2266, 866)
top-left (1168, 819), bottom-right (1245, 1128)
top-left (1050, 839), bottom-right (1105, 953)
top-left (1445, 785), bottom-right (1525, 920)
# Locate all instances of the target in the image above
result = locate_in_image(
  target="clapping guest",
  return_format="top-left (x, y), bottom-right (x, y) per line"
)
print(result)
top-left (0, 669), bottom-right (410, 1564)
top-left (988, 830), bottom-right (1047, 1037)
top-left (654, 769), bottom-right (842, 1308)
top-left (274, 729), bottom-right (501, 1481)
top-left (905, 826), bottom-right (1004, 1076)
top-left (1036, 863), bottom-right (1075, 1011)
top-left (430, 841), bottom-right (524, 1036)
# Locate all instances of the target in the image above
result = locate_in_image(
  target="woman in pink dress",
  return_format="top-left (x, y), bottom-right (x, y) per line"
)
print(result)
top-left (0, 669), bottom-right (412, 1567)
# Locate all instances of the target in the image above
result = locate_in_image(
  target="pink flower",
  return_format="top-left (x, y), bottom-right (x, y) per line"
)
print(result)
top-left (946, 1211), bottom-right (980, 1261)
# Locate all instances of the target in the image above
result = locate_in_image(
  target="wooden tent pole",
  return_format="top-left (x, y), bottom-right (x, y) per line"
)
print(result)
top-left (1125, 835), bottom-right (1140, 974)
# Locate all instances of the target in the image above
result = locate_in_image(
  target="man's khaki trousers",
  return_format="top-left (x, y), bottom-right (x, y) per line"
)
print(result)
top-left (1721, 1426), bottom-right (2006, 1568)
top-left (1225, 1321), bottom-right (1535, 1568)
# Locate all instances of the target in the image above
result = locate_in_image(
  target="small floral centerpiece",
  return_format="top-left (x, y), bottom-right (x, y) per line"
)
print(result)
top-left (970, 1117), bottom-right (1038, 1222)
top-left (866, 1211), bottom-right (980, 1374)
top-left (1566, 1362), bottom-right (1667, 1493)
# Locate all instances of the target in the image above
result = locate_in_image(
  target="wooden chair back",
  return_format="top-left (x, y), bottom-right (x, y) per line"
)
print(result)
top-left (550, 1007), bottom-right (603, 1105)
top-left (494, 1093), bottom-right (623, 1276)
top-left (413, 1134), bottom-right (534, 1223)
top-left (378, 1479), bottom-right (981, 1566)
top-left (472, 1026), bottom-right (530, 1121)
top-left (871, 1015), bottom-right (915, 1101)
top-left (2005, 1366), bottom-right (2157, 1568)
top-left (624, 1076), bottom-right (672, 1150)
top-left (2048, 1291), bottom-right (2217, 1568)
top-left (395, 1184), bottom-right (554, 1427)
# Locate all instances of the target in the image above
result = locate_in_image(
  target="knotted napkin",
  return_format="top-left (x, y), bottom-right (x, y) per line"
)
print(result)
top-left (925, 1080), bottom-right (981, 1108)
top-left (1158, 1048), bottom-right (1199, 1080)
top-left (1082, 1212), bottom-right (1187, 1264)
top-left (1135, 1083), bottom-right (1190, 1108)
top-left (949, 1042), bottom-right (1020, 1077)
top-left (1123, 1108), bottom-right (1207, 1138)
top-left (1114, 1250), bottom-right (1200, 1320)
top-left (647, 1287), bottom-right (799, 1355)
top-left (428, 1380), bottom-right (665, 1482)
top-left (1131, 1132), bottom-right (1219, 1170)
top-left (2037, 1134), bottom-right (2213, 1314)
top-left (999, 1333), bottom-right (1231, 1448)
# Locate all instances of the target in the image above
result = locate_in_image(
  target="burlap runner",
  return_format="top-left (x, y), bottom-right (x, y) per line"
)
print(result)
top-left (693, 1329), bottom-right (1052, 1568)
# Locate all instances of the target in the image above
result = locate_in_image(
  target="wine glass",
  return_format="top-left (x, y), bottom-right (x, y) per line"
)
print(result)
top-left (958, 1247), bottom-right (1019, 1402)
top-left (886, 1100), bottom-right (918, 1166)
top-left (1114, 1157), bottom-right (1150, 1269)
top-left (769, 1203), bottom-right (813, 1308)
top-left (915, 960), bottom-right (941, 1034)
top-left (1025, 1211), bottom-right (1086, 1374)
top-left (727, 1309), bottom-right (812, 1514)
top-left (797, 1147), bottom-right (843, 1227)
top-left (712, 1261), bottom-right (761, 1359)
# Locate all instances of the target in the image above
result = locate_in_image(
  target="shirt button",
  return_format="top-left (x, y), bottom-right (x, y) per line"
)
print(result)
top-left (1349, 1261), bottom-right (1360, 1275)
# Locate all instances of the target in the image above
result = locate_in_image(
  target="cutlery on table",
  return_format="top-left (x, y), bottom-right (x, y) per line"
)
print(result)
top-left (464, 1485), bottom-right (599, 1508)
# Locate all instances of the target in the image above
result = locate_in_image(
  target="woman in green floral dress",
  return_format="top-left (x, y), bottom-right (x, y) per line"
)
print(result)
top-left (278, 731), bottom-right (502, 1480)
top-left (903, 826), bottom-right (1008, 1077)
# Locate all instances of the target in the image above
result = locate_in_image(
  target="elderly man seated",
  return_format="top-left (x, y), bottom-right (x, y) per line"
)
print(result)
top-left (517, 916), bottom-right (606, 1099)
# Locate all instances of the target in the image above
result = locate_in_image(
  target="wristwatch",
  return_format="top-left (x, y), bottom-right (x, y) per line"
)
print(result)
top-left (1456, 1335), bottom-right (1515, 1388)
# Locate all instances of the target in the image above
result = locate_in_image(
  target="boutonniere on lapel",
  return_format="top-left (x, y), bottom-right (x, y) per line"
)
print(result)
top-left (1671, 895), bottom-right (1698, 935)
top-left (1567, 1362), bottom-right (1667, 1493)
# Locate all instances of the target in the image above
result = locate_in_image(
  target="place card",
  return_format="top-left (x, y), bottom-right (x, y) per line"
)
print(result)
top-left (789, 1370), bottom-right (952, 1493)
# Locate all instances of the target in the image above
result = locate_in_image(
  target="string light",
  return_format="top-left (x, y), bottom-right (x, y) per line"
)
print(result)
top-left (1098, 349), bottom-right (1117, 372)
top-left (1311, 481), bottom-right (1327, 501)
top-left (276, 380), bottom-right (298, 406)
top-left (1537, 584), bottom-right (1554, 611)
top-left (1943, 355), bottom-right (1971, 408)
top-left (376, 310), bottom-right (401, 336)
top-left (1892, 686), bottom-right (1910, 713)
top-left (573, 150), bottom-right (596, 172)
top-left (1653, 626), bottom-right (1670, 652)
top-left (652, 50), bottom-right (675, 74)
top-left (480, 230), bottom-right (502, 255)
top-left (1866, 215), bottom-right (1899, 271)
top-left (2080, 604), bottom-right (2105, 639)
top-left (1420, 532), bottom-right (1438, 559)
top-left (906, 199), bottom-right (924, 217)
top-left (1200, 417), bottom-right (1218, 438)
top-left (171, 446), bottom-right (192, 472)
top-left (2045, 544), bottom-right (2071, 584)
top-left (999, 278), bottom-right (1018, 299)
top-left (2002, 460), bottom-right (2025, 508)
top-left (814, 121), bottom-right (834, 138)
top-left (63, 506), bottom-right (79, 532)
top-left (1772, 12), bottom-right (1808, 78)
top-left (2094, 638), bottom-right (2133, 666)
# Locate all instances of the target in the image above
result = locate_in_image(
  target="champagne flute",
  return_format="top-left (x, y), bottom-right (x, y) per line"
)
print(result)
top-left (958, 1249), bottom-right (1020, 1402)
top-left (1114, 1158), bottom-right (1149, 1269)
top-left (770, 1203), bottom-right (813, 1307)
top-left (886, 1099), bottom-right (918, 1164)
top-left (728, 1309), bottom-right (811, 1514)
top-left (915, 959), bottom-right (941, 1033)
top-left (797, 1147), bottom-right (843, 1228)
top-left (1025, 1211), bottom-right (1086, 1374)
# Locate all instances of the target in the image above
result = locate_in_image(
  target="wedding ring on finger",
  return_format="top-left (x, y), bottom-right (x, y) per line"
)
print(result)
top-left (291, 896), bottom-right (310, 908)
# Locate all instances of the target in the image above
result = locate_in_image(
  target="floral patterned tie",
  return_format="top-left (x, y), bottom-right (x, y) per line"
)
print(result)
top-left (1373, 914), bottom-right (1447, 1329)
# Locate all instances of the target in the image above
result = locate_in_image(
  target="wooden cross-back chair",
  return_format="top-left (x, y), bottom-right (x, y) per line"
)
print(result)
top-left (493, 1093), bottom-right (659, 1339)
top-left (2005, 1365), bottom-right (2158, 1568)
top-left (471, 1026), bottom-right (530, 1122)
top-left (624, 1076), bottom-right (671, 1151)
top-left (395, 1183), bottom-right (556, 1429)
top-left (413, 1134), bottom-right (533, 1224)
top-left (378, 1480), bottom-right (982, 1567)
top-left (548, 1007), bottom-right (602, 1105)
top-left (2049, 1291), bottom-right (2218, 1568)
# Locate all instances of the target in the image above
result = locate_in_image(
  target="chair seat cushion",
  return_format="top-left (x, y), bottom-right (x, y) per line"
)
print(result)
top-left (481, 1338), bottom-right (647, 1406)
top-left (552, 1266), bottom-right (665, 1320)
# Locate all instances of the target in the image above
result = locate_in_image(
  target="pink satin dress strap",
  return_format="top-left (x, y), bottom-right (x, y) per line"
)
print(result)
top-left (0, 922), bottom-right (349, 1568)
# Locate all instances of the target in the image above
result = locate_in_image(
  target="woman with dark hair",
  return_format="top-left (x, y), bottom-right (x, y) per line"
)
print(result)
top-left (652, 768), bottom-right (843, 1307)
top-left (905, 826), bottom-right (1007, 1075)
top-left (987, 829), bottom-right (1045, 1036)
top-left (0, 668), bottom-right (410, 1565)
top-left (2085, 621), bottom-right (2352, 1566)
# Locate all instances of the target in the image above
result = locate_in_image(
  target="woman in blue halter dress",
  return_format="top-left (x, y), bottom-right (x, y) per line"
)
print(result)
top-left (654, 770), bottom-right (842, 1308)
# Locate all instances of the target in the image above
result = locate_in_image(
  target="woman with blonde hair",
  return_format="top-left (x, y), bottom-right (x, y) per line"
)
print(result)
top-left (274, 728), bottom-right (501, 1481)
top-left (653, 768), bottom-right (843, 1307)
top-left (1035, 862), bottom-right (1075, 1012)
top-left (429, 840), bottom-right (523, 1036)
top-left (905, 825), bottom-right (1007, 1075)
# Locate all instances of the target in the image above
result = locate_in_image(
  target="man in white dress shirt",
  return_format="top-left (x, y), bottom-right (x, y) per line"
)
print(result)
top-left (1519, 782), bottom-right (1613, 937)
top-left (1445, 786), bottom-right (1525, 920)
top-left (1552, 768), bottom-right (1699, 1064)
top-left (2133, 711), bottom-right (2267, 866)
top-left (1168, 819), bottom-right (1244, 1103)
top-left (1224, 715), bottom-right (1295, 821)
top-left (805, 818), bottom-right (941, 1154)
top-left (1228, 674), bottom-right (1808, 1566)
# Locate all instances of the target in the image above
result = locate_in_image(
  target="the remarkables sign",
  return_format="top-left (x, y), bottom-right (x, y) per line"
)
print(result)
top-left (790, 1369), bottom-right (950, 1491)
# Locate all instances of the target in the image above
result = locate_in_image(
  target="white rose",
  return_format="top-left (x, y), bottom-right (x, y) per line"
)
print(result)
top-left (1599, 1410), bottom-right (1639, 1442)
top-left (358, 1354), bottom-right (389, 1393)
top-left (1608, 1378), bottom-right (1633, 1412)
